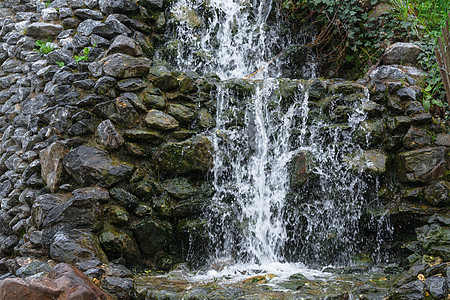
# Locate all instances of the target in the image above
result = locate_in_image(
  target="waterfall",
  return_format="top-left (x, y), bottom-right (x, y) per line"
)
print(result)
top-left (168, 0), bottom-right (281, 79)
top-left (166, 0), bottom-right (390, 269)
top-left (209, 79), bottom-right (304, 264)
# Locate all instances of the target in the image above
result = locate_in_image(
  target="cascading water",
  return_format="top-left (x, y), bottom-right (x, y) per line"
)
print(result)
top-left (209, 79), bottom-right (303, 264)
top-left (168, 0), bottom-right (282, 78)
top-left (165, 0), bottom-right (391, 272)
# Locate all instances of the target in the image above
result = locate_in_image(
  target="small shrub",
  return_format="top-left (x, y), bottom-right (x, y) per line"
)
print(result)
top-left (35, 39), bottom-right (56, 54)
top-left (55, 61), bottom-right (65, 67)
top-left (73, 47), bottom-right (91, 65)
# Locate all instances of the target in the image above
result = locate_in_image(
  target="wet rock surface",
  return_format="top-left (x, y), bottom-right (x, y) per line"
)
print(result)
top-left (0, 263), bottom-right (113, 300)
top-left (0, 0), bottom-right (448, 299)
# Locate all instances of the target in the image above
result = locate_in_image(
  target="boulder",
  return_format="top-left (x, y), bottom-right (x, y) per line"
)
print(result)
top-left (99, 228), bottom-right (140, 264)
top-left (144, 109), bottom-right (179, 130)
top-left (103, 53), bottom-right (151, 79)
top-left (93, 76), bottom-right (116, 96)
top-left (153, 74), bottom-right (179, 91)
top-left (15, 260), bottom-right (51, 278)
top-left (390, 279), bottom-right (425, 300)
top-left (133, 216), bottom-right (173, 256)
top-left (355, 119), bottom-right (386, 146)
top-left (72, 187), bottom-right (110, 204)
top-left (139, 0), bottom-right (164, 10)
top-left (49, 230), bottom-right (108, 264)
top-left (97, 119), bottom-right (124, 150)
top-left (101, 276), bottom-right (133, 300)
top-left (121, 92), bottom-right (146, 112)
top-left (94, 97), bottom-right (139, 128)
top-left (63, 145), bottom-right (134, 187)
top-left (397, 147), bottom-right (448, 183)
top-left (153, 135), bottom-right (213, 174)
top-left (164, 177), bottom-right (195, 199)
top-left (26, 23), bottom-right (63, 37)
top-left (425, 275), bottom-right (448, 298)
top-left (39, 142), bottom-right (69, 192)
top-left (308, 79), bottom-right (326, 99)
top-left (423, 181), bottom-right (450, 207)
top-left (435, 133), bottom-right (450, 147)
top-left (117, 78), bottom-right (146, 92)
top-left (77, 19), bottom-right (103, 36)
top-left (42, 189), bottom-right (104, 236)
top-left (197, 108), bottom-right (215, 129)
top-left (142, 94), bottom-right (166, 110)
top-left (344, 150), bottom-right (388, 175)
top-left (109, 205), bottom-right (129, 225)
top-left (94, 19), bottom-right (132, 39)
top-left (0, 263), bottom-right (113, 300)
top-left (416, 223), bottom-right (450, 260)
top-left (32, 194), bottom-right (71, 230)
top-left (99, 0), bottom-right (139, 15)
top-left (289, 150), bottom-right (313, 187)
top-left (329, 82), bottom-right (366, 95)
top-left (109, 188), bottom-right (139, 209)
top-left (167, 103), bottom-right (195, 123)
top-left (383, 42), bottom-right (421, 66)
top-left (402, 126), bottom-right (431, 149)
top-left (123, 129), bottom-right (163, 144)
top-left (106, 35), bottom-right (142, 56)
top-left (387, 116), bottom-right (412, 133)
top-left (74, 8), bottom-right (104, 20)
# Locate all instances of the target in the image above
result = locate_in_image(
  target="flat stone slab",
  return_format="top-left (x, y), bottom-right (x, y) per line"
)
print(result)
top-left (63, 145), bottom-right (133, 187)
top-left (26, 22), bottom-right (63, 37)
top-left (144, 109), bottom-right (179, 130)
top-left (103, 53), bottom-right (151, 79)
top-left (397, 147), bottom-right (448, 183)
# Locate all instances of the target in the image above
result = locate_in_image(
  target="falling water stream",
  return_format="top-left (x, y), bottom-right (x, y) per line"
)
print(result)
top-left (164, 0), bottom-right (391, 284)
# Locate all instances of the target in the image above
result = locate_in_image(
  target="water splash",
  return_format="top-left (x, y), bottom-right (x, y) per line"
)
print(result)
top-left (209, 79), bottom-right (306, 263)
top-left (165, 0), bottom-right (391, 269)
top-left (168, 0), bottom-right (280, 79)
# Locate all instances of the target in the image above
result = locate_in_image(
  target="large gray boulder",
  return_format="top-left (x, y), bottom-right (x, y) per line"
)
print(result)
top-left (382, 42), bottom-right (421, 66)
top-left (63, 145), bottom-right (134, 187)
top-left (153, 135), bottom-right (213, 174)
top-left (39, 142), bottom-right (69, 192)
top-left (26, 22), bottom-right (63, 37)
top-left (397, 147), bottom-right (448, 183)
top-left (97, 119), bottom-right (124, 150)
top-left (49, 230), bottom-right (108, 264)
top-left (99, 0), bottom-right (139, 15)
top-left (103, 53), bottom-right (151, 79)
top-left (145, 109), bottom-right (179, 130)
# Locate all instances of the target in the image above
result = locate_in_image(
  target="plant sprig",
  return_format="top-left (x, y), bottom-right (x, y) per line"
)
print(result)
top-left (35, 39), bottom-right (56, 54)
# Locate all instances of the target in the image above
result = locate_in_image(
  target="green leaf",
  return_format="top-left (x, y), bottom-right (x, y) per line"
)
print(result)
top-left (423, 99), bottom-right (431, 111)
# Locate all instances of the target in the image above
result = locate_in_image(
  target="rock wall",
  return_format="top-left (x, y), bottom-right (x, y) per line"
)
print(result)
top-left (0, 0), bottom-right (449, 298)
top-left (0, 0), bottom-right (217, 296)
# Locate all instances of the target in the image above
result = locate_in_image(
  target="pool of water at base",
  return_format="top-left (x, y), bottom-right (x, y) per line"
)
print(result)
top-left (134, 262), bottom-right (398, 299)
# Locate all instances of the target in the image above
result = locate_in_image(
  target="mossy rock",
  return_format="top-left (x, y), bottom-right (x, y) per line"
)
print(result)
top-left (397, 147), bottom-right (448, 183)
top-left (99, 227), bottom-right (140, 264)
top-left (153, 135), bottom-right (213, 174)
top-left (308, 78), bottom-right (327, 100)
top-left (275, 79), bottom-right (301, 105)
top-left (164, 177), bottom-right (196, 199)
top-left (109, 205), bottom-right (129, 226)
top-left (171, 6), bottom-right (203, 28)
top-left (354, 119), bottom-right (386, 146)
top-left (329, 82), bottom-right (366, 95)
top-left (223, 78), bottom-right (255, 97)
top-left (343, 150), bottom-right (388, 175)
top-left (133, 216), bottom-right (173, 256)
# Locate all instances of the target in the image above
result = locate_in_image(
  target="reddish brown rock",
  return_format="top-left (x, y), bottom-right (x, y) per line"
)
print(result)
top-left (0, 263), bottom-right (114, 300)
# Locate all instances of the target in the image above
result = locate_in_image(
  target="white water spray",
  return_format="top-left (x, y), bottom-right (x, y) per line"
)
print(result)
top-left (166, 0), bottom-right (390, 271)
